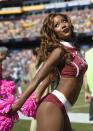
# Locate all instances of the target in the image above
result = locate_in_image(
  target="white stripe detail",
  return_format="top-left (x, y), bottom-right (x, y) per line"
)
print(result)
top-left (52, 90), bottom-right (71, 111)
top-left (60, 41), bottom-right (74, 48)
top-left (71, 62), bottom-right (79, 77)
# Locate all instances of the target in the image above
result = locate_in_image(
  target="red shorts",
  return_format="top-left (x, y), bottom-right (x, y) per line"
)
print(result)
top-left (37, 93), bottom-right (71, 130)
top-left (41, 93), bottom-right (67, 116)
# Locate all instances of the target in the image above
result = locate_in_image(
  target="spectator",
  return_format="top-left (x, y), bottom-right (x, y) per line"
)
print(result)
top-left (84, 46), bottom-right (93, 121)
top-left (0, 46), bottom-right (8, 79)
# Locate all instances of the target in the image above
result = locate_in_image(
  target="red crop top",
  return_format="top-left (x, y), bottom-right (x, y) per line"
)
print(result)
top-left (59, 42), bottom-right (88, 78)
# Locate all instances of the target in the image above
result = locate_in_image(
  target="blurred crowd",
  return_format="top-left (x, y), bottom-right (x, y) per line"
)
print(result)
top-left (2, 49), bottom-right (34, 86)
top-left (0, 8), bottom-right (93, 41)
top-left (66, 8), bottom-right (93, 33)
top-left (0, 15), bottom-right (45, 41)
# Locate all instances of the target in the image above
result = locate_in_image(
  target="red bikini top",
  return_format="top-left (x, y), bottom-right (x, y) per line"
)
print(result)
top-left (58, 42), bottom-right (88, 78)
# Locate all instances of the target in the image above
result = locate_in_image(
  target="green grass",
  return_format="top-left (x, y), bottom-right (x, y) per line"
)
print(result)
top-left (13, 87), bottom-right (92, 131)
top-left (13, 121), bottom-right (93, 131)
top-left (72, 123), bottom-right (93, 131)
top-left (13, 120), bottom-right (31, 131)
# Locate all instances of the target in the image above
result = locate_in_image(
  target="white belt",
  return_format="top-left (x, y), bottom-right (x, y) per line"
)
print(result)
top-left (52, 90), bottom-right (71, 111)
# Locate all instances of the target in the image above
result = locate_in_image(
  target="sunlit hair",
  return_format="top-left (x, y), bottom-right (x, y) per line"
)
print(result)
top-left (41, 13), bottom-right (74, 43)
top-left (38, 13), bottom-right (76, 62)
top-left (37, 13), bottom-right (77, 84)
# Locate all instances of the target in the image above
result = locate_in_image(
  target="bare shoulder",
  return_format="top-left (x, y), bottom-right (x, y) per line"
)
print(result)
top-left (44, 47), bottom-right (65, 67)
top-left (52, 47), bottom-right (63, 53)
top-left (50, 47), bottom-right (64, 59)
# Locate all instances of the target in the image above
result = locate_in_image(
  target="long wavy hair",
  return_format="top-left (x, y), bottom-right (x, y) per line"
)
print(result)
top-left (38, 13), bottom-right (79, 62)
top-left (37, 13), bottom-right (79, 83)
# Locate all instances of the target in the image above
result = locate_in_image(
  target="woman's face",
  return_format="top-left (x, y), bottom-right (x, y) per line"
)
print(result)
top-left (53, 15), bottom-right (72, 40)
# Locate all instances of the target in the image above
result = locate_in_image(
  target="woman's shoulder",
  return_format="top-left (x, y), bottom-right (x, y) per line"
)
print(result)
top-left (52, 47), bottom-right (65, 55)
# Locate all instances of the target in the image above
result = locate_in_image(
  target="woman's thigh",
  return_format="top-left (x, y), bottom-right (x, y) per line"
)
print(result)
top-left (36, 101), bottom-right (65, 131)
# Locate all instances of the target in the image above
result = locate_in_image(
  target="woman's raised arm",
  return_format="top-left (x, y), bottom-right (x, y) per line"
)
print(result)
top-left (11, 47), bottom-right (63, 112)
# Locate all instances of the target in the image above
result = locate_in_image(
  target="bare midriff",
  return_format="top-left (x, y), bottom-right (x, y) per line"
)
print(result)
top-left (57, 75), bottom-right (83, 106)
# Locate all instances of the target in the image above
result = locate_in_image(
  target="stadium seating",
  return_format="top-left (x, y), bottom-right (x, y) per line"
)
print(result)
top-left (0, 8), bottom-right (93, 42)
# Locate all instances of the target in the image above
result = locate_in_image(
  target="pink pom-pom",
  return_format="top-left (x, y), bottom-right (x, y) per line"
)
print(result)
top-left (20, 93), bottom-right (37, 118)
top-left (0, 95), bottom-right (15, 114)
top-left (0, 116), bottom-right (14, 131)
top-left (0, 80), bottom-right (16, 98)
top-left (0, 80), bottom-right (19, 131)
top-left (0, 113), bottom-right (19, 131)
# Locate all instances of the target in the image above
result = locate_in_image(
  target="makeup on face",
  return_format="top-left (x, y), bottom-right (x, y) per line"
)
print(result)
top-left (53, 15), bottom-right (72, 40)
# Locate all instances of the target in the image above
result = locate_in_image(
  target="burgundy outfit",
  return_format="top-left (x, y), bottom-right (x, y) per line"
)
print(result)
top-left (39, 42), bottom-right (88, 123)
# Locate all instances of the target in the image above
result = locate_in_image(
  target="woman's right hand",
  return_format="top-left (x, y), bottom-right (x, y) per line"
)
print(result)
top-left (32, 90), bottom-right (42, 103)
top-left (84, 91), bottom-right (92, 103)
